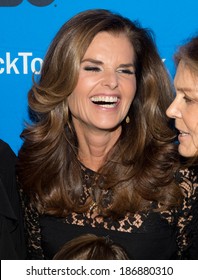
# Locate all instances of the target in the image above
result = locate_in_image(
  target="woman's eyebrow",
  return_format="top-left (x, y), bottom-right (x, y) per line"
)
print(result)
top-left (81, 58), bottom-right (103, 65)
top-left (177, 87), bottom-right (194, 92)
top-left (177, 87), bottom-right (198, 102)
top-left (81, 58), bottom-right (135, 68)
top-left (119, 63), bottom-right (135, 68)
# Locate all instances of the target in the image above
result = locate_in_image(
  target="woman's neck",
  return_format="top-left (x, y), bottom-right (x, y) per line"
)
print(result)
top-left (75, 125), bottom-right (121, 172)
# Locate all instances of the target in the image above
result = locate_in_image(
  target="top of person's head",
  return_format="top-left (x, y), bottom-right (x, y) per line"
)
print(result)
top-left (38, 8), bottom-right (167, 94)
top-left (174, 35), bottom-right (198, 74)
top-left (53, 233), bottom-right (129, 260)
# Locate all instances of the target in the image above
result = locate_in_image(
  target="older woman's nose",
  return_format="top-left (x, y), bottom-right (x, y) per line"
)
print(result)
top-left (166, 99), bottom-right (182, 119)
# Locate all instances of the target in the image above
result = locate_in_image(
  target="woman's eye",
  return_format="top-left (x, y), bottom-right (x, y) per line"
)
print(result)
top-left (183, 96), bottom-right (193, 103)
top-left (83, 66), bottom-right (101, 72)
top-left (118, 69), bottom-right (135, 75)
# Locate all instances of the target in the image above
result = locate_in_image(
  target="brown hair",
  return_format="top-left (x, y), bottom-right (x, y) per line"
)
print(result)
top-left (174, 35), bottom-right (198, 73)
top-left (17, 9), bottom-right (182, 216)
top-left (53, 234), bottom-right (129, 260)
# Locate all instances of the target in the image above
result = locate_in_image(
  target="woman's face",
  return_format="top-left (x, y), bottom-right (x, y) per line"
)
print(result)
top-left (166, 60), bottom-right (198, 157)
top-left (68, 31), bottom-right (136, 133)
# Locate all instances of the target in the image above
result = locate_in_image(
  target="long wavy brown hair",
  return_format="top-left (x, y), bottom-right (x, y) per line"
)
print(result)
top-left (17, 9), bottom-right (182, 216)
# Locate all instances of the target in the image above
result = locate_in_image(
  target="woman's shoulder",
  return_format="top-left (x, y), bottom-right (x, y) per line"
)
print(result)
top-left (0, 139), bottom-right (16, 170)
top-left (175, 165), bottom-right (198, 259)
top-left (0, 139), bottom-right (16, 157)
top-left (0, 139), bottom-right (17, 200)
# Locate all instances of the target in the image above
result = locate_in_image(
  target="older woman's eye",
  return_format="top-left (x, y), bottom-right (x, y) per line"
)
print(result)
top-left (83, 66), bottom-right (101, 72)
top-left (183, 96), bottom-right (193, 103)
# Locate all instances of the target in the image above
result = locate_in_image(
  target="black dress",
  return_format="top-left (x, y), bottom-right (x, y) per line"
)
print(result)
top-left (21, 164), bottom-right (198, 260)
top-left (0, 140), bottom-right (26, 259)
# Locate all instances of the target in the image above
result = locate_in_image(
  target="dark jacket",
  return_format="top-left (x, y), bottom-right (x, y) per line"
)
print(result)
top-left (0, 139), bottom-right (26, 259)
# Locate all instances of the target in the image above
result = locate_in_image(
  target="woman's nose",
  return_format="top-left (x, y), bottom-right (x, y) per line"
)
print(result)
top-left (101, 69), bottom-right (118, 89)
top-left (166, 99), bottom-right (182, 119)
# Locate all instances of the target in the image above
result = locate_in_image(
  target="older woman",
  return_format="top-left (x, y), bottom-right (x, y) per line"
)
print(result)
top-left (166, 36), bottom-right (198, 259)
top-left (17, 9), bottom-right (195, 259)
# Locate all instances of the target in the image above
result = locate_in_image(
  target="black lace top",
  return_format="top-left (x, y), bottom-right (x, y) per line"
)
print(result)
top-left (20, 165), bottom-right (198, 260)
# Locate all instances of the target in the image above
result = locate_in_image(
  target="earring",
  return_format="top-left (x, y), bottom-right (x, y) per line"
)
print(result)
top-left (125, 116), bottom-right (130, 124)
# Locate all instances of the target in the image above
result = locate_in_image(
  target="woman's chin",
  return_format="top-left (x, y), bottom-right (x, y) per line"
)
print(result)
top-left (178, 143), bottom-right (197, 158)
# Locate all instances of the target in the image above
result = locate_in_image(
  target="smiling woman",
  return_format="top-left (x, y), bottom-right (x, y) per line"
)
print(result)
top-left (167, 37), bottom-right (198, 158)
top-left (16, 9), bottom-right (196, 260)
top-left (67, 32), bottom-right (136, 164)
top-left (166, 36), bottom-right (198, 259)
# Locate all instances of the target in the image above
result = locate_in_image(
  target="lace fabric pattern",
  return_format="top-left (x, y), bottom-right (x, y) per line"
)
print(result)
top-left (175, 167), bottom-right (198, 256)
top-left (20, 165), bottom-right (198, 259)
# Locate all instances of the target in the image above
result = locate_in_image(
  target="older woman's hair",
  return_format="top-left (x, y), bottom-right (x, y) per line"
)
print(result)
top-left (53, 234), bottom-right (129, 260)
top-left (18, 9), bottom-right (182, 216)
top-left (174, 35), bottom-right (198, 72)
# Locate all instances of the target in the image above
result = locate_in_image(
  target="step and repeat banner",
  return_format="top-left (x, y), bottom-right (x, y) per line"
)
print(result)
top-left (0, 0), bottom-right (198, 154)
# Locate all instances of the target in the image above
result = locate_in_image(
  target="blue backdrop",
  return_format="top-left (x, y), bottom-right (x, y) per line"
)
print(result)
top-left (0, 0), bottom-right (198, 154)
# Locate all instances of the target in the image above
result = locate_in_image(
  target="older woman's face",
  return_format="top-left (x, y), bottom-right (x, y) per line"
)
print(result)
top-left (166, 61), bottom-right (198, 157)
top-left (68, 31), bottom-right (136, 133)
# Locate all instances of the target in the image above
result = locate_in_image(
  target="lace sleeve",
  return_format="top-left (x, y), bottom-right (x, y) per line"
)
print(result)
top-left (176, 167), bottom-right (198, 259)
top-left (19, 188), bottom-right (44, 259)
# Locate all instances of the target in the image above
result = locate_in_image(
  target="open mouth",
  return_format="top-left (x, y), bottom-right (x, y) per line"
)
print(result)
top-left (90, 96), bottom-right (119, 108)
top-left (178, 130), bottom-right (190, 137)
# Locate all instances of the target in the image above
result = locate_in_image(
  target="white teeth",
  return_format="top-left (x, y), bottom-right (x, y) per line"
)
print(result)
top-left (90, 96), bottom-right (118, 108)
top-left (179, 130), bottom-right (189, 136)
top-left (98, 103), bottom-right (117, 108)
top-left (90, 96), bottom-right (118, 102)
